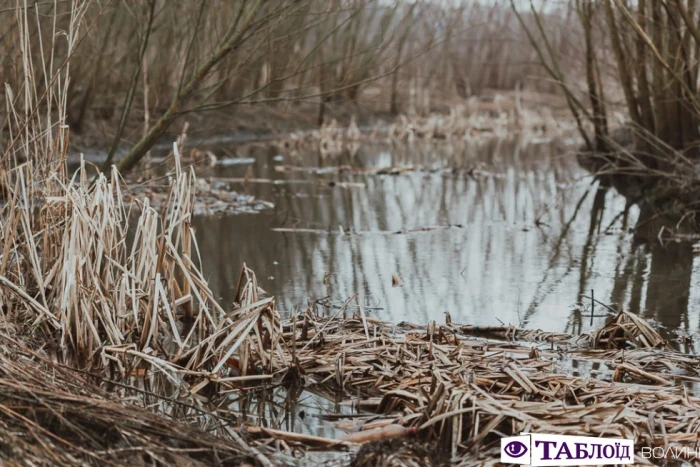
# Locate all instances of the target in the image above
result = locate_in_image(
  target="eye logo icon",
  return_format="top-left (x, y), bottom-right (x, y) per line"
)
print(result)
top-left (501, 435), bottom-right (531, 464)
top-left (501, 434), bottom-right (633, 465)
top-left (504, 441), bottom-right (528, 458)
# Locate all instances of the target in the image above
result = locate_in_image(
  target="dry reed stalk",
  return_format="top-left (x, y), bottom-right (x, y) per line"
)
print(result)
top-left (269, 308), bottom-right (700, 464)
top-left (0, 331), bottom-right (283, 465)
top-left (1, 154), bottom-right (288, 382)
top-left (0, 147), bottom-right (291, 461)
top-left (1, 2), bottom-right (289, 384)
top-left (2, 154), bottom-right (698, 465)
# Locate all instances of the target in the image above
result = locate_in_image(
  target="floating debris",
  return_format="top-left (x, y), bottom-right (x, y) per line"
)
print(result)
top-left (272, 224), bottom-right (464, 236)
top-left (212, 176), bottom-right (365, 189)
top-left (273, 308), bottom-right (700, 463)
top-left (273, 163), bottom-right (493, 178)
top-left (125, 176), bottom-right (274, 215)
top-left (215, 157), bottom-right (256, 166)
top-left (594, 311), bottom-right (670, 350)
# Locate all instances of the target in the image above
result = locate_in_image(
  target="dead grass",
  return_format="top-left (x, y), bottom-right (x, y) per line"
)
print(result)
top-left (1, 1), bottom-right (697, 465)
top-left (267, 307), bottom-right (700, 465)
top-left (0, 331), bottom-right (269, 466)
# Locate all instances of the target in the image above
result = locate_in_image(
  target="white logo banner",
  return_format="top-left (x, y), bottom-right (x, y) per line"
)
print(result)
top-left (501, 433), bottom-right (634, 466)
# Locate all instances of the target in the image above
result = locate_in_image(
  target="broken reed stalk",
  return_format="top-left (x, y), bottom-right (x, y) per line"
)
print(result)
top-left (270, 309), bottom-right (700, 465)
top-left (1, 150), bottom-right (286, 385)
top-left (0, 331), bottom-right (275, 465)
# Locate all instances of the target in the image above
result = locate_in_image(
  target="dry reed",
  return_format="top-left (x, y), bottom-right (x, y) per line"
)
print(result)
top-left (1, 1), bottom-right (697, 465)
top-left (270, 308), bottom-right (700, 465)
top-left (0, 331), bottom-right (274, 466)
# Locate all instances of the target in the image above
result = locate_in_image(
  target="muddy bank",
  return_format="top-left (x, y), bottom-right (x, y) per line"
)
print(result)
top-left (577, 127), bottom-right (700, 242)
top-left (69, 101), bottom-right (395, 161)
top-left (68, 90), bottom-right (570, 164)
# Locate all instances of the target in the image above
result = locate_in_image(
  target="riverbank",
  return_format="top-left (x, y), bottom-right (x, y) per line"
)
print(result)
top-left (67, 89), bottom-right (573, 163)
top-left (1, 153), bottom-right (698, 465)
top-left (2, 267), bottom-right (698, 465)
top-left (70, 90), bottom-right (578, 218)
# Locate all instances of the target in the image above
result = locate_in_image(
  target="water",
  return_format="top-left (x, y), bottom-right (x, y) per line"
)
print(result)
top-left (224, 385), bottom-right (353, 441)
top-left (190, 136), bottom-right (700, 351)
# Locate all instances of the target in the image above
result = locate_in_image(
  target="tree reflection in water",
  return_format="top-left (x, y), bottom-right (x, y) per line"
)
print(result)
top-left (191, 136), bottom-right (699, 352)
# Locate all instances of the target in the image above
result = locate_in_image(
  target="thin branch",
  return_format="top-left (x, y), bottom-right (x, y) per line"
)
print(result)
top-left (101, 0), bottom-right (155, 173)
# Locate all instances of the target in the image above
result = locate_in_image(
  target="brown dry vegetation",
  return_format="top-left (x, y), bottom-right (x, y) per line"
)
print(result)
top-left (0, 0), bottom-right (581, 173)
top-left (518, 0), bottom-right (700, 234)
top-left (2, 1), bottom-right (700, 466)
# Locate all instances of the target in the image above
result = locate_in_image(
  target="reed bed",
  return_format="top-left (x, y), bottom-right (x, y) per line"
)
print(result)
top-left (4, 1), bottom-right (692, 465)
top-left (0, 332), bottom-right (278, 466)
top-left (2, 156), bottom-right (274, 375)
top-left (0, 0), bottom-right (285, 395)
top-left (274, 103), bottom-right (573, 157)
top-left (2, 151), bottom-right (700, 464)
top-left (265, 306), bottom-right (700, 465)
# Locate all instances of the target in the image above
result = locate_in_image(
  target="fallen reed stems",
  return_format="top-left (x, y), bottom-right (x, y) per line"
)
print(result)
top-left (2, 150), bottom-right (700, 464)
top-left (0, 81), bottom-right (695, 463)
top-left (275, 308), bottom-right (700, 465)
top-left (0, 330), bottom-right (284, 466)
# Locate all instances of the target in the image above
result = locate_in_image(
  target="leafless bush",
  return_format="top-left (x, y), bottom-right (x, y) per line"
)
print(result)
top-left (0, 1), bottom-right (582, 174)
top-left (516, 0), bottom-right (700, 227)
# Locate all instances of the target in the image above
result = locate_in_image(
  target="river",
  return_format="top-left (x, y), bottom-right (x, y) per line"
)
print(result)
top-left (188, 135), bottom-right (700, 352)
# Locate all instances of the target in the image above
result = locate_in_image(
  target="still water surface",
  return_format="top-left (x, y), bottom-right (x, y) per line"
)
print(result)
top-left (191, 137), bottom-right (700, 349)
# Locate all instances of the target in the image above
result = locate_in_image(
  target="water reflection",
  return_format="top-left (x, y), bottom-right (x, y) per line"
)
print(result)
top-left (645, 243), bottom-right (694, 332)
top-left (191, 136), bottom-right (699, 350)
top-left (125, 377), bottom-right (351, 443)
top-left (225, 385), bottom-right (350, 440)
